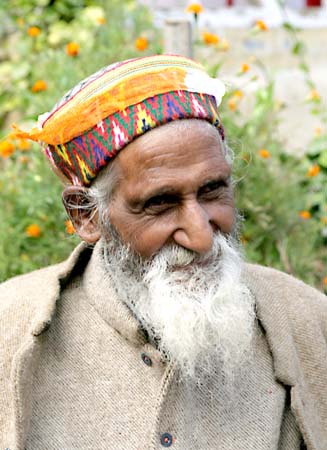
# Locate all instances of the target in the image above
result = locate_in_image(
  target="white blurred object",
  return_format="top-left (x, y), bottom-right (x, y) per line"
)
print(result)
top-left (164, 18), bottom-right (193, 57)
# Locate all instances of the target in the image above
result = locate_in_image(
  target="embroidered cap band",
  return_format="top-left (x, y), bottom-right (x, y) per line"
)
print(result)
top-left (13, 55), bottom-right (226, 186)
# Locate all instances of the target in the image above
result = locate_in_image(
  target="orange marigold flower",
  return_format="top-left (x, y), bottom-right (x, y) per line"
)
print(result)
top-left (135, 37), bottom-right (148, 51)
top-left (314, 126), bottom-right (322, 136)
top-left (258, 148), bottom-right (271, 158)
top-left (26, 224), bottom-right (42, 238)
top-left (186, 2), bottom-right (204, 14)
top-left (96, 16), bottom-right (106, 25)
top-left (6, 132), bottom-right (16, 141)
top-left (323, 275), bottom-right (327, 286)
top-left (299, 210), bottom-right (311, 220)
top-left (17, 139), bottom-right (31, 151)
top-left (240, 63), bottom-right (250, 73)
top-left (31, 80), bottom-right (47, 93)
top-left (233, 90), bottom-right (243, 98)
top-left (65, 219), bottom-right (75, 234)
top-left (255, 19), bottom-right (268, 31)
top-left (202, 31), bottom-right (219, 45)
top-left (66, 42), bottom-right (80, 57)
top-left (307, 89), bottom-right (320, 102)
top-left (28, 26), bottom-right (41, 37)
top-left (307, 165), bottom-right (320, 177)
top-left (227, 98), bottom-right (238, 112)
top-left (0, 140), bottom-right (15, 158)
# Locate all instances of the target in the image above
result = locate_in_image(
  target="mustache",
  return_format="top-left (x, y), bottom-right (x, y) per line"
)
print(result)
top-left (103, 215), bottom-right (241, 282)
top-left (146, 232), bottom-right (238, 270)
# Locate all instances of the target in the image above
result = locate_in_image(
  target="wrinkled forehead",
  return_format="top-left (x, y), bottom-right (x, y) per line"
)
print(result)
top-left (115, 119), bottom-right (230, 189)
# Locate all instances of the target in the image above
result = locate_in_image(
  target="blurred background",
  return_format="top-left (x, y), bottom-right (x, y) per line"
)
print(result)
top-left (0, 0), bottom-right (326, 291)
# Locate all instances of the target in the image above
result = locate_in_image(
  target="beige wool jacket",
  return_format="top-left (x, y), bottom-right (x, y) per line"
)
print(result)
top-left (0, 242), bottom-right (327, 450)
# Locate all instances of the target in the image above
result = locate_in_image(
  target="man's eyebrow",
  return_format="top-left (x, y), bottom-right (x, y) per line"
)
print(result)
top-left (130, 173), bottom-right (232, 208)
top-left (199, 174), bottom-right (231, 188)
top-left (143, 186), bottom-right (180, 200)
top-left (132, 186), bottom-right (180, 207)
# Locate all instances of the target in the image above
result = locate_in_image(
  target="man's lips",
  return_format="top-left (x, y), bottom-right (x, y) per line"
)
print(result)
top-left (170, 258), bottom-right (212, 272)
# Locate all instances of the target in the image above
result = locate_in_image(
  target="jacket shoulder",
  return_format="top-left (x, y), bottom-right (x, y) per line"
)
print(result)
top-left (0, 243), bottom-right (90, 341)
top-left (0, 263), bottom-right (67, 346)
top-left (244, 262), bottom-right (326, 298)
top-left (243, 263), bottom-right (327, 329)
top-left (0, 262), bottom-right (65, 296)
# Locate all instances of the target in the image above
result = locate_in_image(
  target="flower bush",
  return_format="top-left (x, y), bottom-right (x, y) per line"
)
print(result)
top-left (0, 0), bottom-right (326, 292)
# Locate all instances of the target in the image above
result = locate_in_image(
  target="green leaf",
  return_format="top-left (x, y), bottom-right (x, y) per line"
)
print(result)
top-left (318, 150), bottom-right (327, 168)
top-left (306, 79), bottom-right (316, 89)
top-left (308, 192), bottom-right (324, 206)
top-left (299, 62), bottom-right (309, 73)
top-left (307, 138), bottom-right (327, 157)
top-left (206, 60), bottom-right (224, 77)
top-left (282, 22), bottom-right (294, 31)
top-left (311, 108), bottom-right (321, 115)
top-left (292, 42), bottom-right (304, 55)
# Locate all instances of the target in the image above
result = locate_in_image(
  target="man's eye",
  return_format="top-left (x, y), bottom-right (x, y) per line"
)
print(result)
top-left (144, 194), bottom-right (177, 212)
top-left (199, 180), bottom-right (227, 197)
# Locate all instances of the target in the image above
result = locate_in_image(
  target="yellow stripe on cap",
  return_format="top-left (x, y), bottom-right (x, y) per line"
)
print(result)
top-left (12, 55), bottom-right (224, 146)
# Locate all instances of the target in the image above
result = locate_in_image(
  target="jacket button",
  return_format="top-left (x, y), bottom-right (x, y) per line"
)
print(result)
top-left (161, 432), bottom-right (173, 447)
top-left (141, 353), bottom-right (152, 366)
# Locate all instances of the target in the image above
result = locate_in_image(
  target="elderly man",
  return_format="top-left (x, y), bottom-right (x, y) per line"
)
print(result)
top-left (1, 55), bottom-right (327, 450)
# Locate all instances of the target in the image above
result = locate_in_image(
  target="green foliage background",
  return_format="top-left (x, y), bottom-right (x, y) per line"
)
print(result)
top-left (0, 0), bottom-right (326, 291)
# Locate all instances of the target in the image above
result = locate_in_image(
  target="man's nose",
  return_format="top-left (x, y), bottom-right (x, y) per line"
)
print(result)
top-left (172, 201), bottom-right (214, 255)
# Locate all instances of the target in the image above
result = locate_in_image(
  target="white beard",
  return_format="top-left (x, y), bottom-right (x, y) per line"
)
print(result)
top-left (103, 232), bottom-right (256, 381)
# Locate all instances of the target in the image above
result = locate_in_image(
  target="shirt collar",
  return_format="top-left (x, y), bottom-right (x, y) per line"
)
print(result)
top-left (82, 239), bottom-right (148, 347)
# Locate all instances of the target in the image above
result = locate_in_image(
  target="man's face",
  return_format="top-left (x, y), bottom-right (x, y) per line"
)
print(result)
top-left (96, 121), bottom-right (255, 379)
top-left (108, 120), bottom-right (235, 259)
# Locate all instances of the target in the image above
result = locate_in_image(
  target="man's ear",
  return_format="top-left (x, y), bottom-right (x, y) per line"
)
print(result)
top-left (62, 185), bottom-right (101, 243)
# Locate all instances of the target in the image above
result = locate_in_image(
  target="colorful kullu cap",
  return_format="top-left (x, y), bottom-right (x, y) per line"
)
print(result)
top-left (13, 54), bottom-right (226, 186)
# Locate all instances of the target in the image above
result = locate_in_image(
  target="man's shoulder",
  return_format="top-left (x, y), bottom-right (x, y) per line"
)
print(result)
top-left (244, 262), bottom-right (326, 297)
top-left (1, 261), bottom-right (64, 296)
top-left (243, 262), bottom-right (327, 325)
top-left (0, 265), bottom-right (64, 347)
top-left (0, 242), bottom-right (90, 340)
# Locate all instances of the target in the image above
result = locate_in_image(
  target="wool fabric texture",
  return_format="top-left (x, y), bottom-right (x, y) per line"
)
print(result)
top-left (1, 242), bottom-right (327, 448)
top-left (12, 55), bottom-right (226, 186)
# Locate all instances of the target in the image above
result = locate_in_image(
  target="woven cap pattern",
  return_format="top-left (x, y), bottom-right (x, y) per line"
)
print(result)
top-left (45, 90), bottom-right (223, 186)
top-left (13, 54), bottom-right (226, 186)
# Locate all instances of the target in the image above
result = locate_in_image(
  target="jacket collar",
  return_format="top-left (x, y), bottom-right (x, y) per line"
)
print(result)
top-left (30, 242), bottom-right (92, 337)
top-left (81, 239), bottom-right (148, 346)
